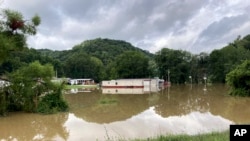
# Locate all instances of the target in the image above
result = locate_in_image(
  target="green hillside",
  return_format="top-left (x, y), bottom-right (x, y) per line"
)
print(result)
top-left (38, 38), bottom-right (152, 65)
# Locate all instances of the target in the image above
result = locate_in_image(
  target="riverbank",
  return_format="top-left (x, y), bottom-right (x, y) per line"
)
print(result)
top-left (132, 131), bottom-right (229, 141)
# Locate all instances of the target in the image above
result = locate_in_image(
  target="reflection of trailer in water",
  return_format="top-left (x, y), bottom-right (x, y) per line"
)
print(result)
top-left (101, 78), bottom-right (164, 94)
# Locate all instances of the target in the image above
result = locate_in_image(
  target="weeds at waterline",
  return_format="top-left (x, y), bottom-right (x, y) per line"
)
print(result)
top-left (100, 131), bottom-right (229, 141)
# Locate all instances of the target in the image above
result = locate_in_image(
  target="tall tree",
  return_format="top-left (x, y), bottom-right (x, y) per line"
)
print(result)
top-left (64, 52), bottom-right (104, 82)
top-left (114, 51), bottom-right (150, 78)
top-left (155, 48), bottom-right (191, 83)
top-left (0, 9), bottom-right (40, 64)
top-left (208, 43), bottom-right (250, 83)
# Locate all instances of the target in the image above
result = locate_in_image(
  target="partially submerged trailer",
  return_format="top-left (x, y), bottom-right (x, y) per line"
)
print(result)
top-left (101, 78), bottom-right (164, 94)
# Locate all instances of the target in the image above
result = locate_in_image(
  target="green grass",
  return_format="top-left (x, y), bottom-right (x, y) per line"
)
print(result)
top-left (101, 131), bottom-right (229, 141)
top-left (98, 97), bottom-right (118, 105)
top-left (132, 131), bottom-right (229, 141)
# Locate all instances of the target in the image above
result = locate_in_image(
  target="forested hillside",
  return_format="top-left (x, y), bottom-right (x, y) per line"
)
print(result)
top-left (2, 30), bottom-right (250, 83)
top-left (36, 38), bottom-right (153, 81)
top-left (38, 38), bottom-right (152, 64)
top-left (71, 38), bottom-right (152, 65)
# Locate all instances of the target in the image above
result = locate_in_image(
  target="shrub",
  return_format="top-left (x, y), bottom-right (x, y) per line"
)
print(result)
top-left (37, 90), bottom-right (68, 114)
top-left (226, 60), bottom-right (250, 96)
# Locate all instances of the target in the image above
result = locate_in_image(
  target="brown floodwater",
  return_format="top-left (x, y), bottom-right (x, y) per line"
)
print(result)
top-left (1, 84), bottom-right (250, 141)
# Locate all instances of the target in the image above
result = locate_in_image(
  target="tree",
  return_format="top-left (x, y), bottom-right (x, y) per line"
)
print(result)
top-left (114, 51), bottom-right (150, 78)
top-left (208, 42), bottom-right (250, 83)
top-left (89, 56), bottom-right (105, 82)
top-left (196, 52), bottom-right (209, 83)
top-left (226, 60), bottom-right (250, 96)
top-left (71, 38), bottom-right (151, 66)
top-left (1, 9), bottom-right (40, 34)
top-left (64, 52), bottom-right (104, 82)
top-left (0, 9), bottom-right (40, 64)
top-left (155, 48), bottom-right (191, 83)
top-left (36, 38), bottom-right (153, 80)
top-left (0, 61), bottom-right (68, 115)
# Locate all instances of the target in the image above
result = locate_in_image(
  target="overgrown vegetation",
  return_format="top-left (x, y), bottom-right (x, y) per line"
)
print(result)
top-left (37, 84), bottom-right (68, 114)
top-left (0, 61), bottom-right (68, 115)
top-left (132, 131), bottom-right (229, 141)
top-left (0, 9), bottom-right (68, 116)
top-left (101, 131), bottom-right (229, 141)
top-left (226, 60), bottom-right (250, 96)
top-left (98, 97), bottom-right (118, 105)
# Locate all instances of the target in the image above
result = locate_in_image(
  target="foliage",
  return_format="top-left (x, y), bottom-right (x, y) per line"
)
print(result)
top-left (0, 61), bottom-right (68, 115)
top-left (64, 52), bottom-right (104, 82)
top-left (114, 51), bottom-right (150, 78)
top-left (37, 85), bottom-right (68, 114)
top-left (0, 48), bottom-right (63, 76)
top-left (1, 9), bottom-right (40, 35)
top-left (133, 131), bottom-right (229, 141)
top-left (0, 31), bottom-right (26, 64)
top-left (226, 60), bottom-right (250, 96)
top-left (13, 34), bottom-right (250, 84)
top-left (37, 38), bottom-right (153, 81)
top-left (98, 97), bottom-right (118, 105)
top-left (0, 9), bottom-right (44, 116)
top-left (209, 36), bottom-right (250, 83)
top-left (2, 9), bottom-right (250, 86)
top-left (0, 9), bottom-right (40, 64)
top-left (72, 38), bottom-right (152, 65)
top-left (155, 48), bottom-right (192, 83)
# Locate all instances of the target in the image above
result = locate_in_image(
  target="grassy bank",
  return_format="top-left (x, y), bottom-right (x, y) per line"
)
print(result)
top-left (132, 131), bottom-right (229, 141)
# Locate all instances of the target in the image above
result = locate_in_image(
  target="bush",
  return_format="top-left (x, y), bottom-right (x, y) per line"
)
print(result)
top-left (226, 60), bottom-right (250, 96)
top-left (37, 91), bottom-right (68, 114)
top-left (0, 61), bottom-right (69, 115)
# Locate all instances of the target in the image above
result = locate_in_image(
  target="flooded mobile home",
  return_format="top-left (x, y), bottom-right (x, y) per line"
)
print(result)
top-left (102, 78), bottom-right (164, 94)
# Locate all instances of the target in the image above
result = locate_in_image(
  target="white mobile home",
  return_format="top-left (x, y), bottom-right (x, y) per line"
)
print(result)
top-left (69, 78), bottom-right (95, 85)
top-left (101, 78), bottom-right (164, 94)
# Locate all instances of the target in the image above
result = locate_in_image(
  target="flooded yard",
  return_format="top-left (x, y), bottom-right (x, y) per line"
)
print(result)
top-left (1, 84), bottom-right (250, 140)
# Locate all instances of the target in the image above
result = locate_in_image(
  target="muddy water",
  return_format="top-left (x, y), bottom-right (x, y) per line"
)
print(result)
top-left (1, 84), bottom-right (250, 141)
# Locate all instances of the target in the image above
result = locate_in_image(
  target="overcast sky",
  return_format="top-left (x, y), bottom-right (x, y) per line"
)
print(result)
top-left (2, 0), bottom-right (250, 54)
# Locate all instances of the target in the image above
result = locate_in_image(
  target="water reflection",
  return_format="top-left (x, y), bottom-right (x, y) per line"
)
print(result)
top-left (67, 87), bottom-right (97, 94)
top-left (1, 84), bottom-right (250, 141)
top-left (0, 112), bottom-right (68, 141)
top-left (64, 107), bottom-right (232, 140)
top-left (65, 92), bottom-right (150, 123)
top-left (102, 87), bottom-right (161, 94)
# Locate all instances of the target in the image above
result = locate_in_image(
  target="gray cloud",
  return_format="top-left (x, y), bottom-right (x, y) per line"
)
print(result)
top-left (2, 0), bottom-right (250, 53)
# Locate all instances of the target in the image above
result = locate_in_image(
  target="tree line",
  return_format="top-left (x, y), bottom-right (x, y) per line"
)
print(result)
top-left (1, 29), bottom-right (250, 85)
top-left (34, 35), bottom-right (250, 97)
top-left (31, 35), bottom-right (250, 84)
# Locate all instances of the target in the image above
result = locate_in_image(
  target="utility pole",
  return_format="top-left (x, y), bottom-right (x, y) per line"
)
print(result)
top-left (203, 76), bottom-right (207, 91)
top-left (167, 69), bottom-right (170, 83)
top-left (189, 75), bottom-right (192, 89)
